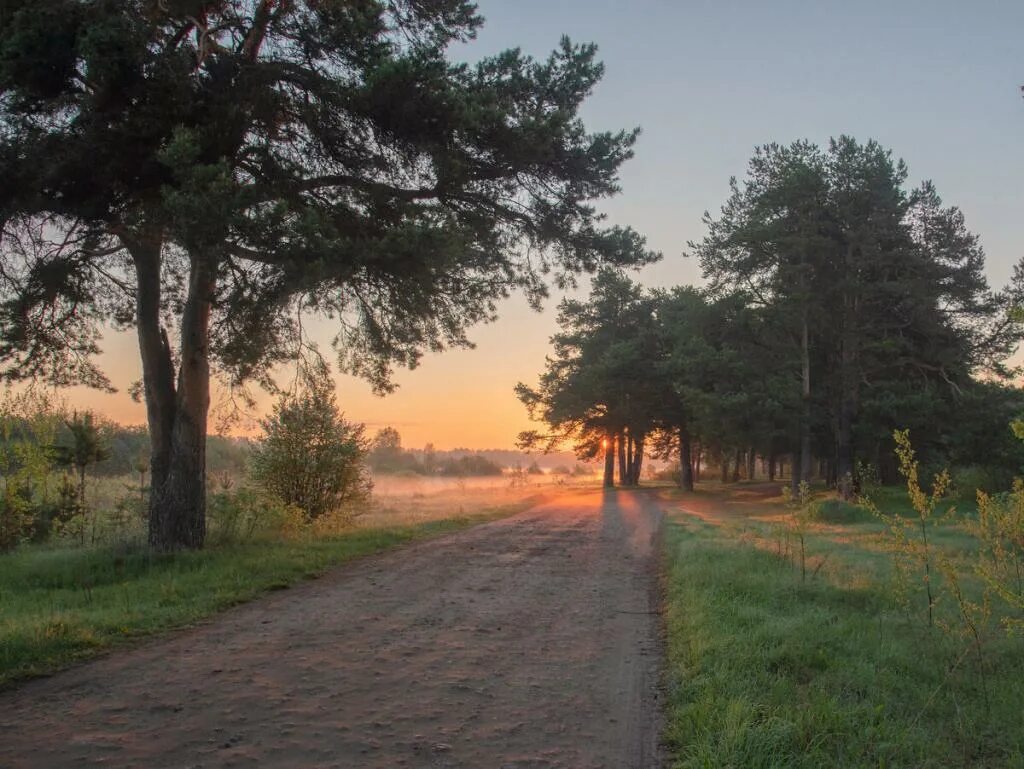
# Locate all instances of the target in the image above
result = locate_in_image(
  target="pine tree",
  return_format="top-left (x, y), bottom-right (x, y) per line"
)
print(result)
top-left (0, 2), bottom-right (654, 547)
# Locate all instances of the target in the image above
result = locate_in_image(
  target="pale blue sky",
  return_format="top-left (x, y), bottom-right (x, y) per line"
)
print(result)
top-left (75, 2), bottom-right (1024, 447)
top-left (467, 0), bottom-right (1024, 285)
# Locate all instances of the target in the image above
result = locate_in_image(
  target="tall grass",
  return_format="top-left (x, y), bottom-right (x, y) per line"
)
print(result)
top-left (662, 505), bottom-right (1024, 768)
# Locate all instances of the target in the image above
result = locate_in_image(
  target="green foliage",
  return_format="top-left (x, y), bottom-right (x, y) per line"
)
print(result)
top-left (691, 138), bottom-right (1024, 489)
top-left (437, 454), bottom-right (503, 477)
top-left (662, 519), bottom-right (1024, 768)
top-left (0, 485), bottom-right (30, 553)
top-left (781, 481), bottom-right (818, 581)
top-left (53, 410), bottom-right (110, 505)
top-left (974, 483), bottom-right (1024, 635)
top-left (206, 487), bottom-right (302, 546)
top-left (367, 427), bottom-right (422, 474)
top-left (250, 370), bottom-right (371, 521)
top-left (815, 499), bottom-right (876, 525)
top-left (0, 0), bottom-right (653, 549)
top-left (0, 389), bottom-right (64, 551)
top-left (28, 474), bottom-right (80, 543)
top-left (654, 287), bottom-right (772, 480)
top-left (0, 0), bottom-right (654, 391)
top-left (520, 142), bottom-right (1024, 494)
top-left (368, 427), bottom-right (507, 477)
top-left (864, 430), bottom-right (953, 627)
top-left (861, 431), bottom-right (1024, 715)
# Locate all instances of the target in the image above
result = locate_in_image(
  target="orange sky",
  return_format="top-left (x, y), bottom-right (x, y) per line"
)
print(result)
top-left (56, 289), bottom-right (598, 451)
top-left (53, 232), bottom-right (707, 450)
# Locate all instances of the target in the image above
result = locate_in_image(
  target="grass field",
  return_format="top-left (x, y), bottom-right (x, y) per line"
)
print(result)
top-left (661, 483), bottom-right (1024, 768)
top-left (0, 483), bottom-right (545, 687)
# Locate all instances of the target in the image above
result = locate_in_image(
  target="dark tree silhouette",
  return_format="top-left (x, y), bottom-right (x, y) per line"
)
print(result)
top-left (694, 137), bottom-right (1024, 498)
top-left (517, 270), bottom-right (661, 487)
top-left (0, 2), bottom-right (654, 548)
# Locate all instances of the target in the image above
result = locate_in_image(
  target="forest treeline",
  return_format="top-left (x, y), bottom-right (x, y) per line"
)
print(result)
top-left (365, 427), bottom-right (587, 477)
top-left (0, 386), bottom-right (558, 551)
top-left (518, 138), bottom-right (1024, 495)
top-left (0, 404), bottom-right (554, 484)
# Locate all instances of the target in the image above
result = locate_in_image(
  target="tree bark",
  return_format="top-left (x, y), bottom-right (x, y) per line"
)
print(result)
top-left (799, 312), bottom-right (813, 486)
top-left (767, 450), bottom-right (777, 482)
top-left (678, 425), bottom-right (693, 492)
top-left (836, 243), bottom-right (859, 500)
top-left (837, 398), bottom-right (855, 499)
top-left (746, 448), bottom-right (756, 481)
top-left (617, 432), bottom-right (627, 487)
top-left (603, 436), bottom-right (615, 488)
top-left (731, 448), bottom-right (742, 483)
top-left (128, 235), bottom-right (215, 551)
top-left (128, 233), bottom-right (175, 504)
top-left (631, 435), bottom-right (644, 485)
top-left (720, 449), bottom-right (729, 483)
top-left (622, 434), bottom-right (630, 487)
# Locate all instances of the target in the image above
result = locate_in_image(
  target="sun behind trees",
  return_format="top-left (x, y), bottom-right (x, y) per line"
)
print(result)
top-left (520, 137), bottom-right (1024, 493)
top-left (0, 1), bottom-right (654, 549)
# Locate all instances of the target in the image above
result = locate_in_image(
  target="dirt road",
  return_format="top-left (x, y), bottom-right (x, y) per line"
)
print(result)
top-left (0, 490), bottom-right (664, 768)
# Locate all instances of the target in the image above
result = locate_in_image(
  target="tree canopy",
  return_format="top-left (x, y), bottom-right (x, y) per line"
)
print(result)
top-left (520, 138), bottom-right (1024, 494)
top-left (0, 1), bottom-right (654, 547)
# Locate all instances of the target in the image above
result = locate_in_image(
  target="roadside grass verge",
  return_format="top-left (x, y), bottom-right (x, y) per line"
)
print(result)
top-left (662, 512), bottom-right (1024, 768)
top-left (0, 496), bottom-right (538, 687)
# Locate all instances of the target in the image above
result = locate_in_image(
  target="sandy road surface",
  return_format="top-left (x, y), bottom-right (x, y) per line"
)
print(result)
top-left (0, 490), bottom-right (664, 768)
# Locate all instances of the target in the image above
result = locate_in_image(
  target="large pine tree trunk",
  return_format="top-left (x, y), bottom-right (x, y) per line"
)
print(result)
top-left (631, 435), bottom-right (644, 485)
top-left (617, 432), bottom-right (627, 486)
top-left (131, 237), bottom-right (214, 550)
top-left (799, 313), bottom-right (813, 486)
top-left (834, 241), bottom-right (865, 500)
top-left (836, 252), bottom-right (858, 500)
top-left (625, 433), bottom-right (634, 486)
top-left (678, 425), bottom-right (693, 492)
top-left (836, 399), bottom-right (855, 499)
top-left (603, 436), bottom-right (615, 487)
top-left (767, 450), bottom-right (777, 482)
top-left (746, 448), bottom-right (756, 481)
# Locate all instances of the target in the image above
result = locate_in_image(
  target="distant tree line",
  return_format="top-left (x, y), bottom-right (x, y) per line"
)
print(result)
top-left (519, 138), bottom-right (1024, 495)
top-left (366, 428), bottom-right (505, 477)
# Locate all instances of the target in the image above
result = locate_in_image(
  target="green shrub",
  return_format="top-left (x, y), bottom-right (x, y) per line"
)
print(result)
top-left (951, 465), bottom-right (1013, 496)
top-left (652, 462), bottom-right (682, 482)
top-left (28, 479), bottom-right (81, 543)
top-left (207, 487), bottom-right (302, 544)
top-left (0, 487), bottom-right (32, 552)
top-left (816, 499), bottom-right (875, 524)
top-left (250, 367), bottom-right (372, 520)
